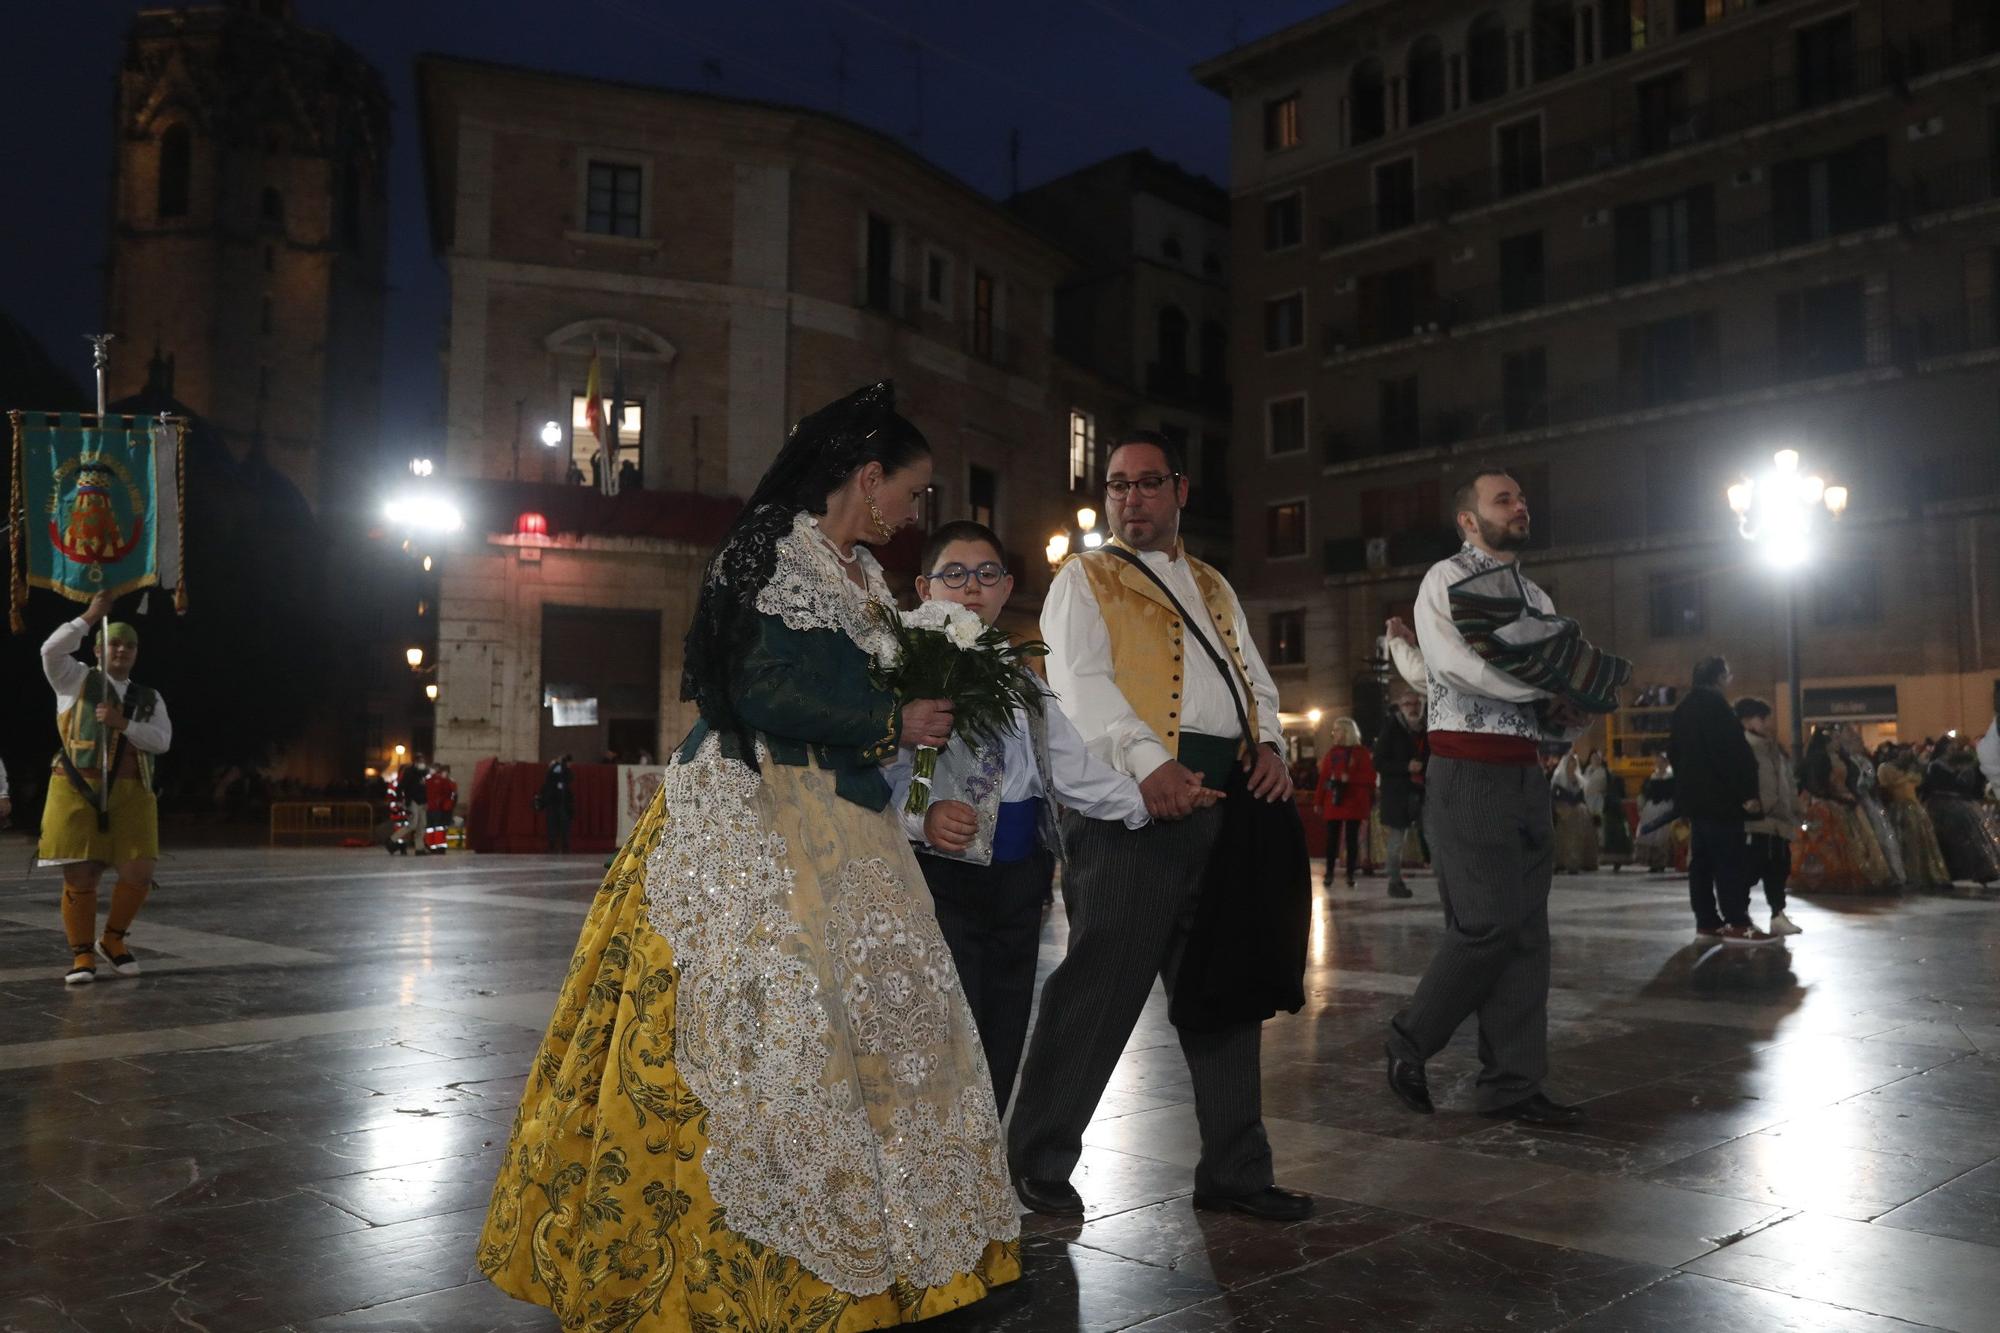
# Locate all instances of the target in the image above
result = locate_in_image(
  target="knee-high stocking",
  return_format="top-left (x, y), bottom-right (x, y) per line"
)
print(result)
top-left (104, 879), bottom-right (152, 943)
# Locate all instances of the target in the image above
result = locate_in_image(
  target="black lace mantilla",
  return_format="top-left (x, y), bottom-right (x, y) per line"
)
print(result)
top-left (679, 381), bottom-right (911, 755)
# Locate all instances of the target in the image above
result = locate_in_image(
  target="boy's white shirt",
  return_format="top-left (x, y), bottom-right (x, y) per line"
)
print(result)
top-left (887, 692), bottom-right (1150, 842)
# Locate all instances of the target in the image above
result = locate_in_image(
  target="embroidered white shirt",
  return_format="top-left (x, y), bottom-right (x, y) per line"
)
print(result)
top-left (42, 618), bottom-right (173, 754)
top-left (1415, 546), bottom-right (1571, 743)
top-left (1043, 549), bottom-right (1283, 781)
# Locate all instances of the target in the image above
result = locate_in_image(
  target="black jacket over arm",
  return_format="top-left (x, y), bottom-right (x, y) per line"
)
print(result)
top-left (1666, 688), bottom-right (1758, 822)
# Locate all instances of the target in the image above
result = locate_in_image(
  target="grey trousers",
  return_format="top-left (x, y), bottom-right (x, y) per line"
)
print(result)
top-left (1388, 757), bottom-right (1554, 1112)
top-left (1007, 807), bottom-right (1274, 1197)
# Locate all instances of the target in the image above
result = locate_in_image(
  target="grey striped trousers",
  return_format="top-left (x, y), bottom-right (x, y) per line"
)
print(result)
top-left (1388, 755), bottom-right (1555, 1112)
top-left (1006, 806), bottom-right (1274, 1196)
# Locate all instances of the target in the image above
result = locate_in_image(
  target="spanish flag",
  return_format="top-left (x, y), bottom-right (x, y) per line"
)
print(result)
top-left (582, 343), bottom-right (607, 475)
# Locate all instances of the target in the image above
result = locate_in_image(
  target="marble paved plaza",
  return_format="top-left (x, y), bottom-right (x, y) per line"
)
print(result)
top-left (3, 843), bottom-right (1999, 1332)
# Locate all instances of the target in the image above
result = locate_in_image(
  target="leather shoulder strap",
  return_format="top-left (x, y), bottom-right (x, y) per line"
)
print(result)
top-left (1103, 546), bottom-right (1252, 748)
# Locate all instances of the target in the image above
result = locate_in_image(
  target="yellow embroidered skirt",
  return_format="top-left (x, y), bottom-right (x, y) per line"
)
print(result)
top-left (37, 775), bottom-right (158, 866)
top-left (478, 739), bottom-right (1021, 1331)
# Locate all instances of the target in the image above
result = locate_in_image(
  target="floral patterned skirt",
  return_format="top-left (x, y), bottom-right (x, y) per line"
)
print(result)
top-left (1553, 802), bottom-right (1600, 872)
top-left (1792, 796), bottom-right (1896, 894)
top-left (478, 739), bottom-right (1020, 1331)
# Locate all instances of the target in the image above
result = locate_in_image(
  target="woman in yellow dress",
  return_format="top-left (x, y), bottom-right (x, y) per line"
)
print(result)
top-left (478, 383), bottom-right (1021, 1330)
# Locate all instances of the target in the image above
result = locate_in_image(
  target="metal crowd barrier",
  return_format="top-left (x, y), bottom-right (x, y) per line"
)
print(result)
top-left (268, 801), bottom-right (376, 846)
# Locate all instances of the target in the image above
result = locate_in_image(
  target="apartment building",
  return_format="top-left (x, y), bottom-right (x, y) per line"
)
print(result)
top-left (1200, 0), bottom-right (2000, 749)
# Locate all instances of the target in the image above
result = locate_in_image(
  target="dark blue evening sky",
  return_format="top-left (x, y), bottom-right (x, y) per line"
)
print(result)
top-left (2, 0), bottom-right (1335, 436)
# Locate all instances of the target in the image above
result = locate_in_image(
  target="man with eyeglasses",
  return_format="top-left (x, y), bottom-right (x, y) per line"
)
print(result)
top-left (1008, 430), bottom-right (1313, 1224)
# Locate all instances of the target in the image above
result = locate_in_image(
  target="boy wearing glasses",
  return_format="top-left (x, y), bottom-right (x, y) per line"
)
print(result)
top-left (887, 520), bottom-right (1174, 1115)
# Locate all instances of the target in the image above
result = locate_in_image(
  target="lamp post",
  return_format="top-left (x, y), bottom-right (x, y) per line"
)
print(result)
top-left (1727, 447), bottom-right (1851, 755)
top-left (1046, 505), bottom-right (1105, 569)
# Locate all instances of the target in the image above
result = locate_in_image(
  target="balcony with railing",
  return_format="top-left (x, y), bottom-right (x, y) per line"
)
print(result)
top-left (1315, 28), bottom-right (1996, 256)
top-left (1324, 155), bottom-right (2000, 357)
top-left (1320, 317), bottom-right (1941, 471)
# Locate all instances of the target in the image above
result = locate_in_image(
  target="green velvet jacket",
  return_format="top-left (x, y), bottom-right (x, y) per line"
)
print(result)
top-left (676, 611), bottom-right (903, 810)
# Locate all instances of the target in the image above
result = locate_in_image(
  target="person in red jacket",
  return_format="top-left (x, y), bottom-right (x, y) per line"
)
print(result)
top-left (1316, 718), bottom-right (1376, 886)
top-left (422, 765), bottom-right (458, 855)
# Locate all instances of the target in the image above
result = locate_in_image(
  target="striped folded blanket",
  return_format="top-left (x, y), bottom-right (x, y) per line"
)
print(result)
top-left (1447, 562), bottom-right (1631, 714)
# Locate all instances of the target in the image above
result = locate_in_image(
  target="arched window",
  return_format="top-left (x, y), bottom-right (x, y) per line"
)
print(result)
top-left (1350, 58), bottom-right (1386, 144)
top-left (1533, 0), bottom-right (1577, 82)
top-left (1200, 320), bottom-right (1228, 383)
top-left (1407, 36), bottom-right (1446, 127)
top-left (261, 186), bottom-right (284, 227)
top-left (1157, 306), bottom-right (1189, 374)
top-left (157, 125), bottom-right (191, 219)
top-left (1468, 13), bottom-right (1509, 103)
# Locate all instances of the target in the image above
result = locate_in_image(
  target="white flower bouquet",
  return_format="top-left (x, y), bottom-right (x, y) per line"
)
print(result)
top-left (872, 600), bottom-right (1049, 813)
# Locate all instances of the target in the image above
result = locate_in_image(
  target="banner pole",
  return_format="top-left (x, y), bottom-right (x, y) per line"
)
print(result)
top-left (86, 334), bottom-right (115, 822)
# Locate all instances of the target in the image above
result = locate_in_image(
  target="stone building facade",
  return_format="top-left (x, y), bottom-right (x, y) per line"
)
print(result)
top-left (106, 0), bottom-right (389, 514)
top-left (1012, 150), bottom-right (1238, 567)
top-left (1200, 0), bottom-right (2000, 752)
top-left (417, 57), bottom-right (1078, 773)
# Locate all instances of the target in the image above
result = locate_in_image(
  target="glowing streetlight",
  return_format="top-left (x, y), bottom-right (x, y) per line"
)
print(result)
top-left (1082, 531), bottom-right (1105, 549)
top-left (1045, 531), bottom-right (1071, 567)
top-left (393, 744), bottom-right (406, 757)
top-left (405, 647), bottom-right (425, 669)
top-left (1726, 446), bottom-right (1853, 751)
top-left (424, 682), bottom-right (439, 702)
top-left (383, 494), bottom-right (463, 532)
top-left (1075, 506), bottom-right (1097, 532)
top-left (1306, 707), bottom-right (1324, 726)
top-left (540, 420), bottom-right (563, 448)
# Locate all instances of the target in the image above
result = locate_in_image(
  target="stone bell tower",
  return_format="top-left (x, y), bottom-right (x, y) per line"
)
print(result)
top-left (104, 0), bottom-right (390, 514)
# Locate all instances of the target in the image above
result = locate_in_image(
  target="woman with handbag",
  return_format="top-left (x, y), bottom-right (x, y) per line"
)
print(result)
top-left (1316, 717), bottom-right (1376, 886)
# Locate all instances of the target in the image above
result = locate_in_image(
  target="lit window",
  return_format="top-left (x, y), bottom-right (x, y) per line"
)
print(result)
top-left (570, 393), bottom-right (644, 487)
top-left (1267, 501), bottom-right (1307, 558)
top-left (1264, 94), bottom-right (1301, 151)
top-left (1068, 410), bottom-right (1096, 490)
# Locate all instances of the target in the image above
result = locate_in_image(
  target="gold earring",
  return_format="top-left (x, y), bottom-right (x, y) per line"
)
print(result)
top-left (864, 492), bottom-right (896, 540)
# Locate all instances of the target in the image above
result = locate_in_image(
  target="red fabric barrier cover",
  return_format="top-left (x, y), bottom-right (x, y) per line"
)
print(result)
top-left (467, 759), bottom-right (619, 854)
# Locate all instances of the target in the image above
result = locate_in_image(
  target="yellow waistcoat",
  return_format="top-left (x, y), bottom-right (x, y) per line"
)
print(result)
top-left (1068, 541), bottom-right (1262, 759)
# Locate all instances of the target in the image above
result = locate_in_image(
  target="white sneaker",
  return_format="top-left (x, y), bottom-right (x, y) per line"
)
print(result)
top-left (1768, 911), bottom-right (1802, 936)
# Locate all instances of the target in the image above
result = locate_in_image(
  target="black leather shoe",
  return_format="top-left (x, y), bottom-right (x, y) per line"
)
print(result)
top-left (1192, 1186), bottom-right (1315, 1221)
top-left (1385, 1044), bottom-right (1434, 1114)
top-left (1015, 1176), bottom-right (1084, 1217)
top-left (1483, 1092), bottom-right (1586, 1126)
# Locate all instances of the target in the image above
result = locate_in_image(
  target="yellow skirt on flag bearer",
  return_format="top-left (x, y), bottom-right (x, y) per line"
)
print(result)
top-left (38, 776), bottom-right (158, 866)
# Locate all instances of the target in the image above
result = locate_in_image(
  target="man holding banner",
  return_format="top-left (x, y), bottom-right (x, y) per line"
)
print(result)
top-left (10, 407), bottom-right (187, 985)
top-left (41, 591), bottom-right (172, 984)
